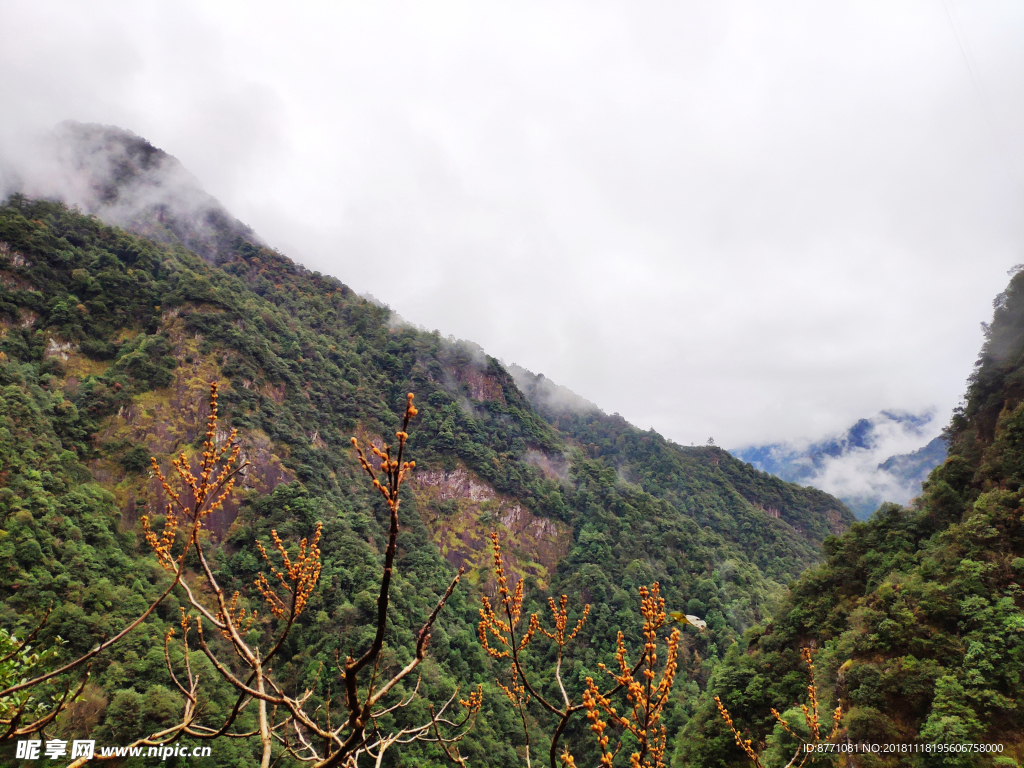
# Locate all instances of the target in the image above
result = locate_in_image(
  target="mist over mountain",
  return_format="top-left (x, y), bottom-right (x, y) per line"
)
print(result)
top-left (5, 117), bottom-right (1023, 764)
top-left (0, 124), bottom-right (858, 765)
top-left (0, 121), bottom-right (258, 263)
top-left (734, 411), bottom-right (947, 519)
top-left (508, 363), bottom-right (601, 416)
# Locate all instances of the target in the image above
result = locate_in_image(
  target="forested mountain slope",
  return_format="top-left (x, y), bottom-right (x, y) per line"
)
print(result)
top-left (0, 126), bottom-right (853, 765)
top-left (511, 366), bottom-right (850, 580)
top-left (676, 272), bottom-right (1024, 767)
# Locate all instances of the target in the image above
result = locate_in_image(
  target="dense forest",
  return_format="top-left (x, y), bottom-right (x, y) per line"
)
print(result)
top-left (0, 168), bottom-right (852, 768)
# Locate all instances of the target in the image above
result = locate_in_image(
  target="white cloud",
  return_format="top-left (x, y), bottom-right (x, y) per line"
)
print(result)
top-left (2, 0), bottom-right (1023, 447)
top-left (803, 413), bottom-right (944, 507)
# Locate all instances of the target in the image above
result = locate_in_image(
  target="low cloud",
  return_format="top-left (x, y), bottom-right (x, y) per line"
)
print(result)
top-left (1, 122), bottom-right (259, 264)
top-left (735, 411), bottom-right (946, 517)
top-left (509, 364), bottom-right (601, 416)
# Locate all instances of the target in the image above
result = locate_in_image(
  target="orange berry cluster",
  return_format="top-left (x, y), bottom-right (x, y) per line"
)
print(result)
top-left (582, 680), bottom-right (616, 766)
top-left (715, 646), bottom-right (844, 767)
top-left (538, 595), bottom-right (591, 648)
top-left (478, 533), bottom-right (528, 659)
top-left (141, 463), bottom-right (180, 569)
top-left (163, 608), bottom-right (195, 669)
top-left (350, 393), bottom-right (418, 511)
top-left (583, 583), bottom-right (679, 768)
top-left (801, 647), bottom-right (821, 741)
top-left (217, 591), bottom-right (258, 638)
top-left (254, 521), bottom-right (323, 619)
top-left (714, 696), bottom-right (762, 765)
top-left (141, 382), bottom-right (242, 570)
top-left (459, 684), bottom-right (484, 714)
top-left (496, 675), bottom-right (528, 709)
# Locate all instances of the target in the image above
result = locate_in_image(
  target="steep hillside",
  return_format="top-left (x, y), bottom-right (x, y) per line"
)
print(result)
top-left (677, 272), bottom-right (1024, 767)
top-left (512, 366), bottom-right (852, 580)
top-left (0, 128), bottom-right (853, 765)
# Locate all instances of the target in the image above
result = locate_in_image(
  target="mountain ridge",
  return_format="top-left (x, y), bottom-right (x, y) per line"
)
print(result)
top-left (1, 121), bottom-right (260, 264)
top-left (0, 123), bottom-right (855, 765)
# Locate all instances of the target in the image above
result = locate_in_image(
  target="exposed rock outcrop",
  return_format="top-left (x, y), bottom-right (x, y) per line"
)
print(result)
top-left (411, 466), bottom-right (571, 590)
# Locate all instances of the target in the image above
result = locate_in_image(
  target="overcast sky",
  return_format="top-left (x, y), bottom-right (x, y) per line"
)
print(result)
top-left (2, 1), bottom-right (1023, 449)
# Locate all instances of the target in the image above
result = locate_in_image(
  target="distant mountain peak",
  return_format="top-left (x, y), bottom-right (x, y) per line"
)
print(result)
top-left (733, 411), bottom-right (947, 519)
top-left (1, 120), bottom-right (257, 263)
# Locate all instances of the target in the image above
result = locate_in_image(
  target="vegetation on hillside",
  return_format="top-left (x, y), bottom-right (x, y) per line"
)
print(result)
top-left (0, 195), bottom-right (854, 765)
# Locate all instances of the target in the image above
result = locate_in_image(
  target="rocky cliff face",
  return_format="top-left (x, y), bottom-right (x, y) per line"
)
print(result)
top-left (37, 309), bottom-right (296, 538)
top-left (412, 466), bottom-right (572, 589)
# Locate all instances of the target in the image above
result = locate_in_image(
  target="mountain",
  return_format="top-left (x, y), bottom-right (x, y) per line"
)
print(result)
top-left (677, 272), bottom-right (1024, 766)
top-left (878, 434), bottom-right (947, 489)
top-left (0, 124), bottom-right (855, 765)
top-left (510, 366), bottom-right (853, 574)
top-left (0, 121), bottom-right (258, 264)
top-left (734, 412), bottom-right (947, 519)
